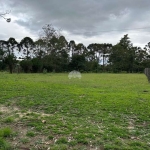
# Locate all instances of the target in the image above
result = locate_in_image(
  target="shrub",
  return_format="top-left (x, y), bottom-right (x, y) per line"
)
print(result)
top-left (43, 68), bottom-right (47, 74)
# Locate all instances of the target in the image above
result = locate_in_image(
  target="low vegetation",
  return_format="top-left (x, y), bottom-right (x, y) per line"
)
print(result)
top-left (0, 72), bottom-right (150, 149)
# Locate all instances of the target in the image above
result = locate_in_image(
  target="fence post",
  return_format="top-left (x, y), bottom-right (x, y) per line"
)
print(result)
top-left (144, 68), bottom-right (150, 82)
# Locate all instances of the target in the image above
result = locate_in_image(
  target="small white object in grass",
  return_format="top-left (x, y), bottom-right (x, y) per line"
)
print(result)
top-left (42, 120), bottom-right (46, 123)
top-left (68, 70), bottom-right (82, 79)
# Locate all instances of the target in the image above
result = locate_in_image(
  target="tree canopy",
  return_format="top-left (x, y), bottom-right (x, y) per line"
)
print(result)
top-left (0, 25), bottom-right (150, 73)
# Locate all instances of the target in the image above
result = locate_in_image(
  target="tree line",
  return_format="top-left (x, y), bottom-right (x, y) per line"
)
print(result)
top-left (0, 24), bottom-right (150, 73)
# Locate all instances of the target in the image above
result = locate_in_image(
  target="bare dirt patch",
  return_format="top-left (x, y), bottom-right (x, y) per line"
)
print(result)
top-left (0, 104), bottom-right (54, 149)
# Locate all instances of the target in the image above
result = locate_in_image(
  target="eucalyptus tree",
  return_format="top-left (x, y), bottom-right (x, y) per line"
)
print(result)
top-left (75, 43), bottom-right (88, 56)
top-left (58, 36), bottom-right (69, 57)
top-left (31, 39), bottom-right (47, 72)
top-left (141, 42), bottom-right (150, 69)
top-left (87, 44), bottom-right (99, 61)
top-left (19, 37), bottom-right (35, 73)
top-left (68, 54), bottom-right (87, 71)
top-left (38, 24), bottom-right (70, 72)
top-left (86, 44), bottom-right (101, 72)
top-left (0, 47), bottom-right (5, 70)
top-left (68, 40), bottom-right (76, 58)
top-left (42, 35), bottom-right (69, 72)
top-left (0, 40), bottom-right (5, 58)
top-left (109, 34), bottom-right (135, 72)
top-left (57, 36), bottom-right (69, 53)
top-left (34, 39), bottom-right (47, 59)
top-left (144, 42), bottom-right (150, 59)
top-left (0, 38), bottom-right (18, 73)
top-left (20, 37), bottom-right (35, 59)
top-left (99, 43), bottom-right (112, 70)
top-left (40, 24), bottom-right (59, 54)
top-left (109, 44), bottom-right (126, 72)
top-left (56, 36), bottom-right (69, 71)
top-left (120, 35), bottom-right (136, 72)
top-left (134, 47), bottom-right (148, 72)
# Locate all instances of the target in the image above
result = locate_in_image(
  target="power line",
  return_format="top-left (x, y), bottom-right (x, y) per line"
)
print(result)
top-left (91, 26), bottom-right (150, 33)
top-left (66, 26), bottom-right (150, 35)
top-left (57, 25), bottom-right (150, 43)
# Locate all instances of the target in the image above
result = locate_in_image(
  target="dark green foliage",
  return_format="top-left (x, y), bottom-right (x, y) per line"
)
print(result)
top-left (0, 138), bottom-right (11, 150)
top-left (56, 137), bottom-right (68, 144)
top-left (0, 38), bottom-right (18, 73)
top-left (20, 37), bottom-right (34, 60)
top-left (3, 117), bottom-right (14, 123)
top-left (1, 32), bottom-right (150, 73)
top-left (20, 60), bottom-right (33, 73)
top-left (109, 34), bottom-right (150, 73)
top-left (26, 131), bottom-right (35, 137)
top-left (0, 128), bottom-right (12, 150)
top-left (43, 68), bottom-right (47, 74)
top-left (32, 58), bottom-right (43, 73)
top-left (86, 61), bottom-right (100, 72)
top-left (0, 127), bottom-right (12, 138)
top-left (68, 54), bottom-right (87, 71)
top-left (0, 61), bottom-right (6, 71)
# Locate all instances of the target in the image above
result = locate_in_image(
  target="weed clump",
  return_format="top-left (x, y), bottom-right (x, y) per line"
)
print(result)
top-left (56, 137), bottom-right (68, 144)
top-left (3, 117), bottom-right (14, 123)
top-left (0, 128), bottom-right (12, 150)
top-left (26, 131), bottom-right (35, 137)
top-left (0, 127), bottom-right (12, 138)
top-left (0, 138), bottom-right (11, 150)
top-left (43, 68), bottom-right (47, 74)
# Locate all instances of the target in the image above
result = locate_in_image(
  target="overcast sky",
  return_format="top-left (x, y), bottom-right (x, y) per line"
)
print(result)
top-left (1, 0), bottom-right (150, 47)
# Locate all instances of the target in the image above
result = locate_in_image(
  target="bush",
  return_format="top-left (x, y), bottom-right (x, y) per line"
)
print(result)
top-left (43, 68), bottom-right (47, 74)
top-left (32, 58), bottom-right (43, 73)
top-left (20, 60), bottom-right (32, 73)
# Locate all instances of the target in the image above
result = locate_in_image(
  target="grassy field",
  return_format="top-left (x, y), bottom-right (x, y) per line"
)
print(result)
top-left (0, 72), bottom-right (150, 150)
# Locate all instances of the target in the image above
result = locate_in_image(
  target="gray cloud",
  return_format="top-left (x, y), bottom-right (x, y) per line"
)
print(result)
top-left (1, 0), bottom-right (150, 47)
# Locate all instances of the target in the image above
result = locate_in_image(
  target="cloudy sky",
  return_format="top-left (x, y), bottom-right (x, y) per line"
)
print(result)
top-left (0, 0), bottom-right (150, 47)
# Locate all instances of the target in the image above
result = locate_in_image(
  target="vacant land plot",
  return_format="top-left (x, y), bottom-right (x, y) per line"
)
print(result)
top-left (0, 73), bottom-right (150, 150)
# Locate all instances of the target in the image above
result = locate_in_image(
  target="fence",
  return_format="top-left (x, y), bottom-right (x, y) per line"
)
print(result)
top-left (144, 68), bottom-right (150, 82)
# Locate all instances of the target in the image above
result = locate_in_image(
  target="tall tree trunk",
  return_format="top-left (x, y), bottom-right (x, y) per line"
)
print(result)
top-left (103, 54), bottom-right (105, 71)
top-left (27, 48), bottom-right (29, 59)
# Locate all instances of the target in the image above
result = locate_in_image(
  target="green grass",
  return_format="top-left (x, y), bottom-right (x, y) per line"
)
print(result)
top-left (0, 127), bottom-right (12, 138)
top-left (20, 138), bottom-right (29, 144)
top-left (0, 72), bottom-right (150, 149)
top-left (3, 117), bottom-right (14, 123)
top-left (0, 138), bottom-right (11, 150)
top-left (0, 128), bottom-right (12, 150)
top-left (26, 131), bottom-right (35, 137)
